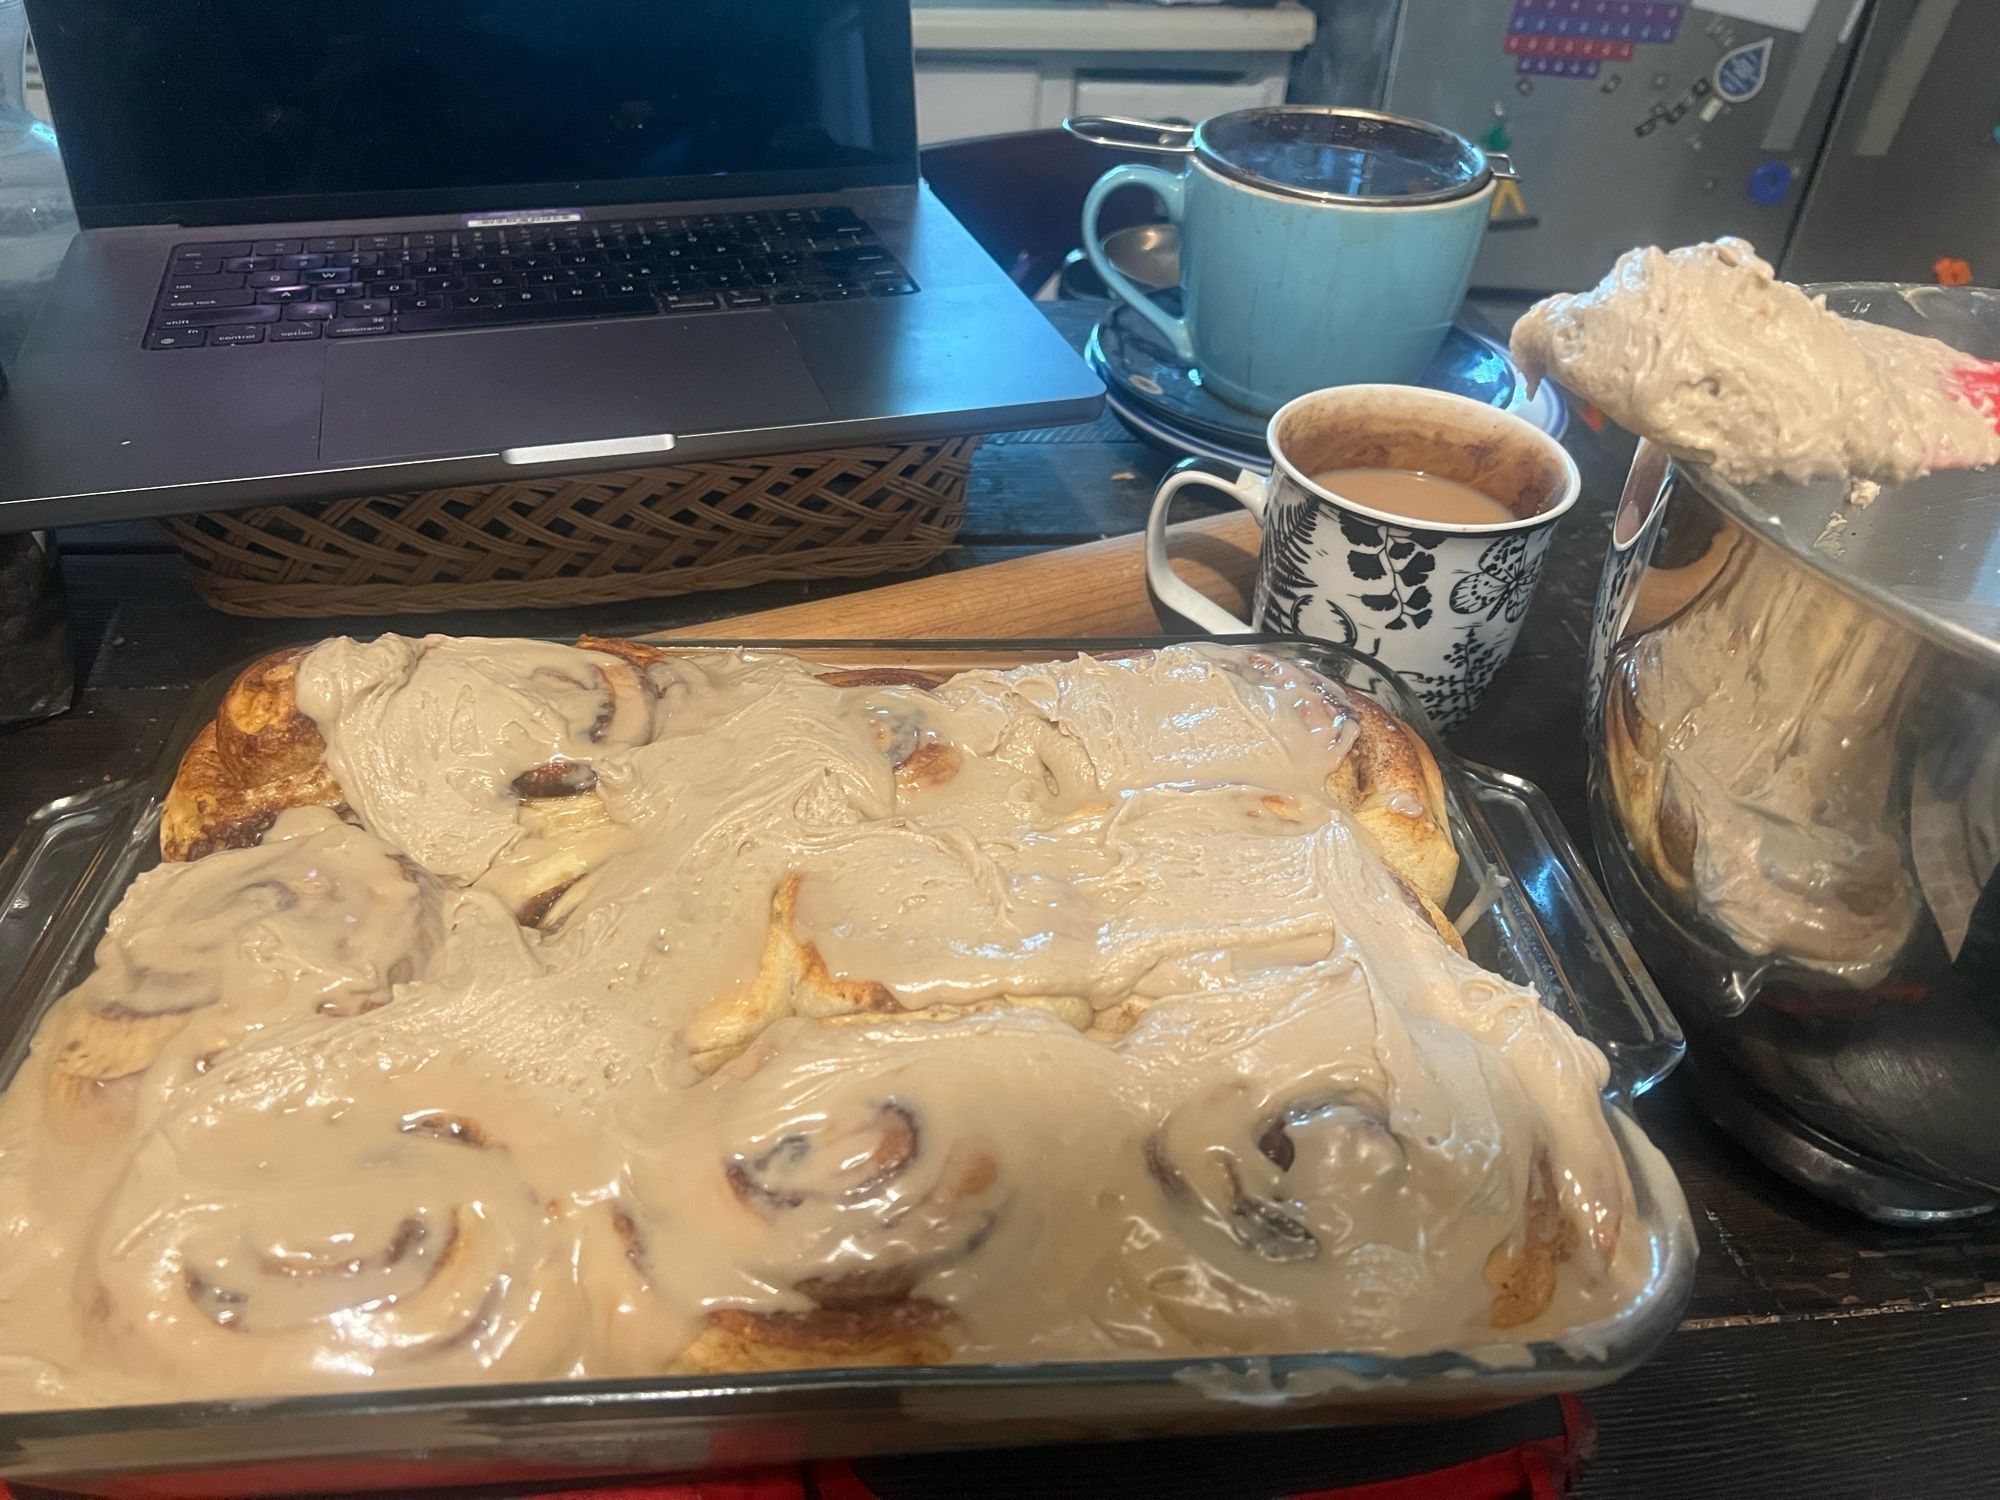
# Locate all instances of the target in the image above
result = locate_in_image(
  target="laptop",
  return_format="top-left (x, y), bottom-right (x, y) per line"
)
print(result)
top-left (0, 0), bottom-right (1103, 529)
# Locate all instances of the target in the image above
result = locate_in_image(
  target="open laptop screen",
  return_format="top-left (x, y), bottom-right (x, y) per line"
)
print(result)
top-left (29, 0), bottom-right (919, 229)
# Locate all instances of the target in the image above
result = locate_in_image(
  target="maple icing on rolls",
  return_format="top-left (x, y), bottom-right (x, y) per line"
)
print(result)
top-left (0, 639), bottom-right (1648, 1407)
top-left (76, 1079), bottom-right (586, 1392)
top-left (31, 808), bottom-right (446, 1143)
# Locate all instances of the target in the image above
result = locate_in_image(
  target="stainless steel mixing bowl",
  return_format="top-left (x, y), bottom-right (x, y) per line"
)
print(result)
top-left (1586, 284), bottom-right (2000, 1224)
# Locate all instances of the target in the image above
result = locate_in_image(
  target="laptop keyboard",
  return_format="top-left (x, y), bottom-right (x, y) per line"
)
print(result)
top-left (142, 207), bottom-right (918, 349)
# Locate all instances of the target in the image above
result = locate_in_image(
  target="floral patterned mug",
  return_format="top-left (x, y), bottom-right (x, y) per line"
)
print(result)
top-left (1144, 385), bottom-right (1580, 728)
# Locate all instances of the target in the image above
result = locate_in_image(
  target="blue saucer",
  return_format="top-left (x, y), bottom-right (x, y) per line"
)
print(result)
top-left (1085, 299), bottom-right (1566, 469)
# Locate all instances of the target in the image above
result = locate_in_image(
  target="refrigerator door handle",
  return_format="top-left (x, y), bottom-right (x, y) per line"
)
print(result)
top-left (1760, 0), bottom-right (1872, 154)
top-left (1851, 0), bottom-right (1960, 157)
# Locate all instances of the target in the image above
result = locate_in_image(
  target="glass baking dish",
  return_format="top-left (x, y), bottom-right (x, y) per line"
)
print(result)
top-left (0, 635), bottom-right (1693, 1499)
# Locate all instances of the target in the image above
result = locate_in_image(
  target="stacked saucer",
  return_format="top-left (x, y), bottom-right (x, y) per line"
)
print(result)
top-left (1085, 299), bottom-right (1566, 468)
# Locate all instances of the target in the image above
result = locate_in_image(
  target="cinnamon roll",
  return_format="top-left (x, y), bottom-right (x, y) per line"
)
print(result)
top-left (162, 648), bottom-right (350, 863)
top-left (671, 1091), bottom-right (1002, 1373)
top-left (1116, 972), bottom-right (1605, 1351)
top-left (630, 1019), bottom-right (1024, 1375)
top-left (293, 636), bottom-right (656, 919)
top-left (79, 1095), bottom-right (583, 1395)
top-left (37, 808), bottom-right (444, 1139)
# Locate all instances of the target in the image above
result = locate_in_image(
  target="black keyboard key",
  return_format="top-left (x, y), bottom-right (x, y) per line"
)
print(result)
top-left (406, 230), bottom-right (452, 249)
top-left (504, 288), bottom-right (553, 306)
top-left (351, 250), bottom-right (384, 269)
top-left (398, 293), bottom-right (449, 311)
top-left (523, 269), bottom-right (565, 286)
top-left (610, 280), bottom-right (643, 297)
top-left (394, 305), bottom-right (500, 332)
top-left (723, 289), bottom-right (770, 307)
top-left (252, 238), bottom-right (303, 255)
top-left (486, 292), bottom-right (654, 328)
top-left (283, 301), bottom-right (338, 321)
top-left (519, 253), bottom-right (563, 269)
top-left (560, 251), bottom-right (603, 267)
top-left (246, 270), bottom-right (300, 288)
top-left (302, 266), bottom-right (350, 284)
top-left (359, 234), bottom-right (401, 252)
top-left (145, 328), bottom-right (207, 349)
top-left (177, 241), bottom-right (249, 259)
top-left (155, 303), bottom-right (281, 327)
top-left (420, 276), bottom-right (469, 293)
top-left (470, 273), bottom-right (516, 290)
top-left (258, 287), bottom-right (315, 303)
top-left (871, 278), bottom-right (918, 296)
top-left (269, 320), bottom-right (323, 340)
top-left (410, 260), bottom-right (451, 277)
top-left (553, 284), bottom-right (601, 302)
top-left (162, 288), bottom-right (255, 310)
top-left (370, 280), bottom-right (417, 298)
top-left (458, 290), bottom-right (497, 307)
top-left (773, 291), bottom-right (819, 304)
top-left (328, 316), bottom-right (392, 337)
top-left (314, 285), bottom-right (360, 303)
top-left (275, 253), bottom-right (325, 270)
top-left (305, 236), bottom-right (352, 253)
top-left (172, 258), bottom-right (224, 277)
top-left (167, 272), bottom-right (248, 293)
top-left (211, 324), bottom-right (266, 345)
top-left (222, 256), bottom-right (274, 272)
top-left (338, 297), bottom-right (392, 317)
top-left (665, 292), bottom-right (719, 310)
top-left (819, 285), bottom-right (866, 301)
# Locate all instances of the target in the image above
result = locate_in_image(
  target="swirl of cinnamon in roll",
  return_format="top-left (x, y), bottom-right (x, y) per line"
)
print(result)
top-left (293, 635), bottom-right (654, 928)
top-left (293, 635), bottom-right (652, 872)
top-left (34, 808), bottom-right (444, 1140)
top-left (1117, 972), bottom-right (1591, 1353)
top-left (77, 1092), bottom-right (585, 1395)
top-left (613, 1018), bottom-right (1020, 1374)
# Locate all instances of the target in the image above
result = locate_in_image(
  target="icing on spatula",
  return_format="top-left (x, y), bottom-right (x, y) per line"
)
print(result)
top-left (1511, 239), bottom-right (2000, 493)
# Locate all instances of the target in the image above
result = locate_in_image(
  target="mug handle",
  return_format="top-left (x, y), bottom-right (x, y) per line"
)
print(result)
top-left (1145, 457), bottom-right (1267, 635)
top-left (1082, 164), bottom-right (1195, 363)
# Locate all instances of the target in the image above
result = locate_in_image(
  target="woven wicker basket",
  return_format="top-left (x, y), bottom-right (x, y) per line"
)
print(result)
top-left (158, 438), bottom-right (979, 617)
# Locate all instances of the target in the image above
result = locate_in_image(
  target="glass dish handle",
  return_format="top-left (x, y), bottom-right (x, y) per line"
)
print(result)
top-left (0, 781), bottom-right (156, 1067)
top-left (1461, 762), bottom-right (1685, 1099)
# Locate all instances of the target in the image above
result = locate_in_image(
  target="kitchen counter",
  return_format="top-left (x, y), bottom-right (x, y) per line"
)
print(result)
top-left (911, 0), bottom-right (1316, 53)
top-left (4, 300), bottom-right (1998, 1498)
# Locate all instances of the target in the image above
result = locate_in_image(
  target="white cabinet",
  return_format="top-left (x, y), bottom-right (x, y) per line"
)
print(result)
top-left (912, 1), bottom-right (1316, 145)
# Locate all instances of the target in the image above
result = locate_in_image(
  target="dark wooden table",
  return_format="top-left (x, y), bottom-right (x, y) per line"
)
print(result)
top-left (6, 301), bottom-right (1999, 1498)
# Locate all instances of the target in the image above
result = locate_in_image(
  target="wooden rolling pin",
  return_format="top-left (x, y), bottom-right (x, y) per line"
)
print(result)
top-left (653, 511), bottom-right (1261, 640)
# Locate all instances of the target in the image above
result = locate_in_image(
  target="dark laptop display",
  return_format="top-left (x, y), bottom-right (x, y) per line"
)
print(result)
top-left (31, 0), bottom-right (919, 229)
top-left (2, 0), bottom-right (1100, 525)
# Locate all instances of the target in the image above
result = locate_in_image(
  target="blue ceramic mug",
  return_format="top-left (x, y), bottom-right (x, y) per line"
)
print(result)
top-left (1073, 109), bottom-right (1512, 416)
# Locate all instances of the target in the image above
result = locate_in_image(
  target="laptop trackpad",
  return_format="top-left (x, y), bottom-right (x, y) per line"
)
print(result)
top-left (318, 314), bottom-right (833, 464)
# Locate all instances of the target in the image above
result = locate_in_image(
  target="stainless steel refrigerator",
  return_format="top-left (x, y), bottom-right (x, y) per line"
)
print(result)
top-left (1380, 0), bottom-right (1862, 293)
top-left (1783, 0), bottom-right (2000, 286)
